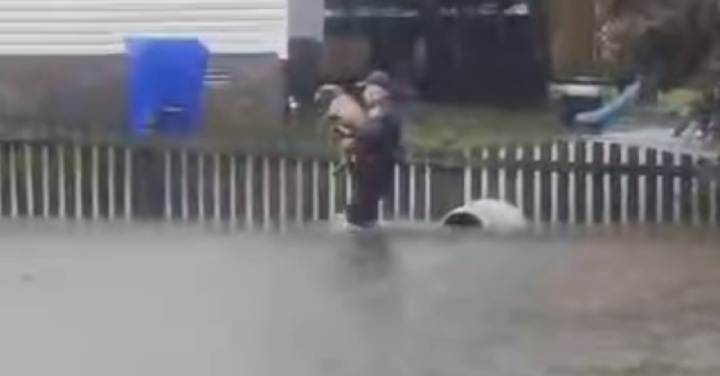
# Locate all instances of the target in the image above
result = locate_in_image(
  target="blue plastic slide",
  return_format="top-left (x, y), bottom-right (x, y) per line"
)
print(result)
top-left (574, 79), bottom-right (641, 129)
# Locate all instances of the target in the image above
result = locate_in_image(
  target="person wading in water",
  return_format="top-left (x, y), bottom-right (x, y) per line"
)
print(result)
top-left (344, 71), bottom-right (404, 228)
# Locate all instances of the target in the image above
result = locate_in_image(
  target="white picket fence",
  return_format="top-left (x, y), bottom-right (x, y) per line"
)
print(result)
top-left (0, 139), bottom-right (717, 228)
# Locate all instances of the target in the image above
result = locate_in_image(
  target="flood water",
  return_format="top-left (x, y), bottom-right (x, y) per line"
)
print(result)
top-left (0, 221), bottom-right (719, 376)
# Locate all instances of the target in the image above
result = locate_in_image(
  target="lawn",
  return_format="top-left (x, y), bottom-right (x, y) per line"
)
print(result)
top-left (12, 87), bottom-right (703, 155)
top-left (207, 89), bottom-right (716, 155)
top-left (404, 103), bottom-right (561, 151)
top-left (235, 102), bottom-right (563, 154)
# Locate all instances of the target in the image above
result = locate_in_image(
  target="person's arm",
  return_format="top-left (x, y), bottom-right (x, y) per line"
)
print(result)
top-left (332, 123), bottom-right (355, 138)
top-left (354, 118), bottom-right (381, 144)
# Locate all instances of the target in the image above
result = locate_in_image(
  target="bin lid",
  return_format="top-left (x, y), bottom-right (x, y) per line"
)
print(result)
top-left (550, 83), bottom-right (603, 97)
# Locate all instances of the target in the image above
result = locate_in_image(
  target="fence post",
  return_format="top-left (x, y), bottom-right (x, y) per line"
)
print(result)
top-left (515, 145), bottom-right (525, 217)
top-left (279, 157), bottom-right (287, 230)
top-left (424, 157), bottom-right (432, 222)
top-left (328, 159), bottom-right (337, 221)
top-left (533, 144), bottom-right (542, 224)
top-left (244, 154), bottom-right (255, 230)
top-left (90, 145), bottom-right (100, 221)
top-left (409, 160), bottom-right (417, 221)
top-left (131, 145), bottom-right (165, 220)
top-left (0, 144), bottom-right (5, 217)
top-left (229, 154), bottom-right (238, 227)
top-left (393, 160), bottom-right (400, 220)
top-left (463, 148), bottom-right (472, 204)
top-left (197, 153), bottom-right (206, 222)
top-left (498, 145), bottom-right (508, 203)
top-left (567, 141), bottom-right (577, 225)
top-left (262, 156), bottom-right (271, 230)
top-left (163, 150), bottom-right (173, 221)
top-left (9, 144), bottom-right (18, 218)
top-left (711, 170), bottom-right (719, 226)
top-left (294, 158), bottom-right (304, 225)
top-left (23, 144), bottom-right (35, 218)
top-left (311, 159), bottom-right (319, 222)
top-left (41, 145), bottom-right (50, 219)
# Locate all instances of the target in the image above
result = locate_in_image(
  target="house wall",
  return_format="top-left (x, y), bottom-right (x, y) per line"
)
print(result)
top-left (0, 0), bottom-right (288, 139)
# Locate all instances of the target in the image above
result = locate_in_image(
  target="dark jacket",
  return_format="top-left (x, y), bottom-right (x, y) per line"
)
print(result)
top-left (355, 113), bottom-right (402, 158)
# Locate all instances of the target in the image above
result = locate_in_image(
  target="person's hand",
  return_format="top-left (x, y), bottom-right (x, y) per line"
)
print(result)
top-left (338, 137), bottom-right (357, 155)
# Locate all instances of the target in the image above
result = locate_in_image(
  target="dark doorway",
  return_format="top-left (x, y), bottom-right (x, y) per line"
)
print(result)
top-left (323, 0), bottom-right (550, 105)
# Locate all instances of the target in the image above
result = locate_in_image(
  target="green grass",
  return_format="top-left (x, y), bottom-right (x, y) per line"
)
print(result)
top-left (404, 103), bottom-right (560, 151)
top-left (208, 94), bottom-right (720, 155)
top-left (206, 103), bottom-right (562, 154)
top-left (658, 88), bottom-right (704, 116)
top-left (250, 103), bottom-right (558, 149)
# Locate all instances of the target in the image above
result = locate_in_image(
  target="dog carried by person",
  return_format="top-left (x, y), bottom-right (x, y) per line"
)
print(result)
top-left (313, 83), bottom-right (368, 173)
top-left (315, 70), bottom-right (406, 229)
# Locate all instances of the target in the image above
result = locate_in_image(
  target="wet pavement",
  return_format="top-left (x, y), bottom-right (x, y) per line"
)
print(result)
top-left (1, 221), bottom-right (720, 376)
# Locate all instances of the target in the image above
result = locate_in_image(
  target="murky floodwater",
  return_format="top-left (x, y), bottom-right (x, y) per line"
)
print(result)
top-left (0, 221), bottom-right (719, 376)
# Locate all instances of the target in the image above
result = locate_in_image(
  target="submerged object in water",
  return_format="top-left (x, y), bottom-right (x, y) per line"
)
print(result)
top-left (441, 199), bottom-right (529, 234)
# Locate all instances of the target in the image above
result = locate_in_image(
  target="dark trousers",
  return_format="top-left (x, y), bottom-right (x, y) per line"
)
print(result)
top-left (346, 153), bottom-right (394, 227)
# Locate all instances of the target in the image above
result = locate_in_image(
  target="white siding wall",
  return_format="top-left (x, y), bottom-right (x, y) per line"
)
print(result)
top-left (0, 0), bottom-right (288, 57)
